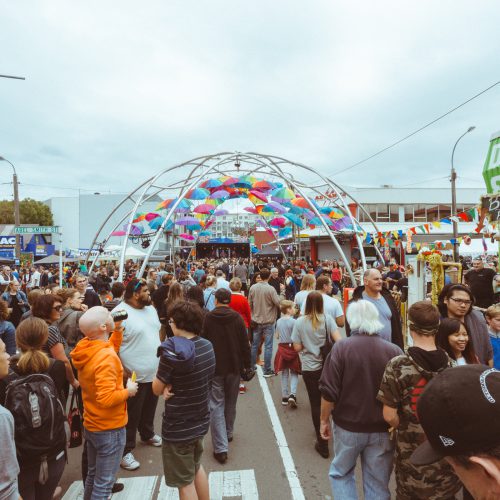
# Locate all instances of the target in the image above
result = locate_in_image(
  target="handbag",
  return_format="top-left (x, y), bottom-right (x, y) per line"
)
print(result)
top-left (320, 319), bottom-right (333, 363)
top-left (240, 367), bottom-right (256, 382)
top-left (68, 389), bottom-right (83, 448)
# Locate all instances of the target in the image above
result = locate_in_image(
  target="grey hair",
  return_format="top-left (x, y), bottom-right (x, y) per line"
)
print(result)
top-left (346, 300), bottom-right (383, 335)
top-left (271, 267), bottom-right (278, 273)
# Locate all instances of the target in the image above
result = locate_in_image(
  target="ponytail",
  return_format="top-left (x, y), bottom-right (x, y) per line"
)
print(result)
top-left (15, 318), bottom-right (51, 375)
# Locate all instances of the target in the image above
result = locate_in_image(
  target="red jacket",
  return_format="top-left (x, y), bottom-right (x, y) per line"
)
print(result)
top-left (229, 293), bottom-right (251, 328)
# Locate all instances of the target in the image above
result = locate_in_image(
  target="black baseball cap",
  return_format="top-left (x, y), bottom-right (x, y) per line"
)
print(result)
top-left (214, 288), bottom-right (231, 305)
top-left (411, 365), bottom-right (500, 465)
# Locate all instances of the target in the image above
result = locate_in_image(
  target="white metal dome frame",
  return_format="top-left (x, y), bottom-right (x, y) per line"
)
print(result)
top-left (85, 152), bottom-right (384, 282)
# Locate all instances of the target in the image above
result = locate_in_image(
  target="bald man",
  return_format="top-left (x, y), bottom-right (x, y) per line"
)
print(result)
top-left (72, 307), bottom-right (138, 500)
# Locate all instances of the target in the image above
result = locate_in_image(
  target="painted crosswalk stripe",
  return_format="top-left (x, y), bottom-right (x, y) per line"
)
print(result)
top-left (63, 470), bottom-right (258, 499)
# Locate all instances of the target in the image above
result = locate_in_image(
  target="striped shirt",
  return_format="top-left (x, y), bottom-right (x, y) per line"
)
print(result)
top-left (157, 336), bottom-right (215, 442)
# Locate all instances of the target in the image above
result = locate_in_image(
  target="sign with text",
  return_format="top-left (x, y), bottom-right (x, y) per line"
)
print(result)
top-left (0, 236), bottom-right (23, 248)
top-left (483, 131), bottom-right (500, 194)
top-left (481, 194), bottom-right (500, 222)
top-left (14, 226), bottom-right (60, 234)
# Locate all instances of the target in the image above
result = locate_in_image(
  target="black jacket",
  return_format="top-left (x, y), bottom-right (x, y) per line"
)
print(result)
top-left (202, 306), bottom-right (250, 376)
top-left (346, 285), bottom-right (404, 349)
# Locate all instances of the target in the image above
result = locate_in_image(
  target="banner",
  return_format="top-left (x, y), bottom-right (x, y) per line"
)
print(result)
top-left (483, 131), bottom-right (500, 194)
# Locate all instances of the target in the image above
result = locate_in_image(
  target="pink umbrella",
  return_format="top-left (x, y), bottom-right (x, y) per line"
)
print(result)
top-left (222, 176), bottom-right (239, 186)
top-left (269, 217), bottom-right (286, 228)
top-left (244, 206), bottom-right (257, 214)
top-left (249, 190), bottom-right (268, 202)
top-left (179, 233), bottom-right (195, 241)
top-left (145, 212), bottom-right (160, 221)
top-left (214, 209), bottom-right (229, 216)
top-left (175, 216), bottom-right (199, 225)
top-left (111, 230), bottom-right (127, 236)
top-left (193, 204), bottom-right (215, 214)
top-left (210, 189), bottom-right (230, 199)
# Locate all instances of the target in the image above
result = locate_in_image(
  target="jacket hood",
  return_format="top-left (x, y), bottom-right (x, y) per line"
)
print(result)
top-left (208, 306), bottom-right (240, 323)
top-left (71, 337), bottom-right (112, 369)
top-left (406, 346), bottom-right (450, 377)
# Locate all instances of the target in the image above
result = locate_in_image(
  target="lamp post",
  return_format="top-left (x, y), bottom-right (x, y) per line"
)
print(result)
top-left (450, 126), bottom-right (476, 261)
top-left (0, 156), bottom-right (21, 260)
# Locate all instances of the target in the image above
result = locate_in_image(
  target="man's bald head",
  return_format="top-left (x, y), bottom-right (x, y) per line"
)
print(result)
top-left (79, 306), bottom-right (113, 339)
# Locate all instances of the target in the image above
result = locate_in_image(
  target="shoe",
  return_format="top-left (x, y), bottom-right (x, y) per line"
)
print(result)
top-left (315, 441), bottom-right (329, 459)
top-left (288, 394), bottom-right (297, 408)
top-left (239, 383), bottom-right (246, 394)
top-left (228, 436), bottom-right (233, 442)
top-left (120, 452), bottom-right (140, 470)
top-left (143, 434), bottom-right (162, 447)
top-left (281, 397), bottom-right (289, 406)
top-left (263, 371), bottom-right (276, 378)
top-left (257, 359), bottom-right (264, 366)
top-left (111, 483), bottom-right (125, 493)
top-left (213, 451), bottom-right (228, 464)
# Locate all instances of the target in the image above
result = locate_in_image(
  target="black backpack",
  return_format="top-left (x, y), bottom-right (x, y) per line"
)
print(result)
top-left (5, 372), bottom-right (67, 474)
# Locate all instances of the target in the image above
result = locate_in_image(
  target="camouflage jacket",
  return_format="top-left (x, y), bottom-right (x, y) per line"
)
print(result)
top-left (377, 350), bottom-right (461, 500)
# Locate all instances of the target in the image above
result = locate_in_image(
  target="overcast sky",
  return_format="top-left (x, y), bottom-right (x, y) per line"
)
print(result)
top-left (1, 1), bottom-right (499, 203)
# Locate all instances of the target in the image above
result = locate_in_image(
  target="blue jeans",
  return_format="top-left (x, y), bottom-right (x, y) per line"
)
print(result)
top-left (209, 373), bottom-right (240, 453)
top-left (251, 323), bottom-right (275, 373)
top-left (329, 424), bottom-right (393, 500)
top-left (280, 369), bottom-right (299, 397)
top-left (84, 427), bottom-right (126, 500)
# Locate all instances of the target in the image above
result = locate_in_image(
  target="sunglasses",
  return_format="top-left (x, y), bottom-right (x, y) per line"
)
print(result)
top-left (52, 305), bottom-right (63, 312)
top-left (133, 279), bottom-right (146, 292)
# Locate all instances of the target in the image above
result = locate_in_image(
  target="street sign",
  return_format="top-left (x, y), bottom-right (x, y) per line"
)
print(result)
top-left (483, 130), bottom-right (500, 193)
top-left (14, 226), bottom-right (60, 234)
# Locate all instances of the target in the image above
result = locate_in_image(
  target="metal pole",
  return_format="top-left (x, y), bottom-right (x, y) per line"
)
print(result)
top-left (58, 229), bottom-right (64, 288)
top-left (450, 126), bottom-right (475, 261)
top-left (13, 172), bottom-right (21, 260)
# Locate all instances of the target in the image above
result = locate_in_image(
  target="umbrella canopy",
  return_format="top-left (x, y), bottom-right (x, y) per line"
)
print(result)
top-left (156, 198), bottom-right (191, 211)
top-left (291, 197), bottom-right (310, 208)
top-left (252, 180), bottom-right (272, 191)
top-left (145, 212), bottom-right (160, 221)
top-left (235, 177), bottom-right (252, 188)
top-left (175, 216), bottom-right (199, 225)
top-left (148, 217), bottom-right (166, 230)
top-left (244, 206), bottom-right (258, 214)
top-left (201, 179), bottom-right (222, 188)
top-left (249, 190), bottom-right (268, 203)
top-left (266, 201), bottom-right (287, 214)
top-left (199, 230), bottom-right (211, 236)
top-left (222, 176), bottom-right (239, 187)
top-left (132, 213), bottom-right (146, 223)
top-left (111, 230), bottom-right (127, 236)
top-left (214, 209), bottom-right (229, 216)
top-left (278, 227), bottom-right (292, 237)
top-left (210, 189), bottom-right (230, 199)
top-left (284, 213), bottom-right (304, 228)
top-left (185, 188), bottom-right (210, 200)
top-left (269, 217), bottom-right (286, 228)
top-left (193, 204), bottom-right (215, 214)
top-left (179, 233), bottom-right (196, 241)
top-left (271, 187), bottom-right (295, 200)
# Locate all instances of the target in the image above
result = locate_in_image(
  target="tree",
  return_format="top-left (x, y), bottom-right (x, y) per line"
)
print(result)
top-left (0, 198), bottom-right (54, 225)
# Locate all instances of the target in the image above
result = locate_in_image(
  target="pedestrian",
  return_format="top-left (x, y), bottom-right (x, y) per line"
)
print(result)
top-left (113, 278), bottom-right (162, 471)
top-left (300, 276), bottom-right (345, 327)
top-left (464, 257), bottom-right (496, 308)
top-left (71, 307), bottom-right (138, 499)
top-left (274, 300), bottom-right (301, 407)
top-left (248, 268), bottom-right (281, 377)
top-left (319, 300), bottom-right (403, 499)
top-left (4, 318), bottom-right (68, 500)
top-left (1, 282), bottom-right (29, 327)
top-left (0, 338), bottom-right (19, 500)
top-left (377, 301), bottom-right (461, 499)
top-left (55, 288), bottom-right (86, 354)
top-left (178, 269), bottom-right (196, 296)
top-left (293, 274), bottom-right (315, 312)
top-left (436, 318), bottom-right (479, 365)
top-left (203, 288), bottom-right (251, 464)
top-left (293, 291), bottom-right (341, 458)
top-left (437, 284), bottom-right (493, 366)
top-left (331, 261), bottom-right (343, 295)
top-left (410, 365), bottom-right (500, 499)
top-left (161, 282), bottom-right (184, 341)
top-left (152, 273), bottom-right (173, 314)
top-left (485, 304), bottom-right (500, 368)
top-left (102, 281), bottom-right (125, 312)
top-left (203, 276), bottom-right (217, 311)
top-left (0, 299), bottom-right (16, 356)
top-left (347, 269), bottom-right (404, 349)
top-left (152, 301), bottom-right (215, 499)
top-left (215, 270), bottom-right (230, 290)
top-left (74, 275), bottom-right (101, 309)
top-left (233, 260), bottom-right (248, 294)
top-left (268, 268), bottom-right (282, 297)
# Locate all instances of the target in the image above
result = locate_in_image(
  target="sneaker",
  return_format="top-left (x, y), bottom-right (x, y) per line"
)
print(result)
top-left (239, 383), bottom-right (246, 394)
top-left (213, 451), bottom-right (228, 464)
top-left (281, 397), bottom-right (289, 406)
top-left (314, 441), bottom-right (329, 459)
top-left (143, 434), bottom-right (162, 447)
top-left (121, 452), bottom-right (140, 471)
top-left (288, 394), bottom-right (297, 408)
top-left (263, 371), bottom-right (276, 378)
top-left (111, 483), bottom-right (125, 494)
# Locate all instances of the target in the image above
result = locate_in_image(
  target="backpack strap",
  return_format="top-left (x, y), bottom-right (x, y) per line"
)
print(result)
top-left (204, 290), bottom-right (214, 308)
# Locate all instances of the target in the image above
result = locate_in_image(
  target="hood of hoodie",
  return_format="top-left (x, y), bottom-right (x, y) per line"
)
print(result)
top-left (71, 337), bottom-right (112, 370)
top-left (406, 346), bottom-right (450, 377)
top-left (208, 306), bottom-right (240, 324)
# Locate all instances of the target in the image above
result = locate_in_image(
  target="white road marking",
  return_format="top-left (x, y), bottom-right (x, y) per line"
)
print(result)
top-left (256, 366), bottom-right (305, 500)
top-left (63, 470), bottom-right (258, 500)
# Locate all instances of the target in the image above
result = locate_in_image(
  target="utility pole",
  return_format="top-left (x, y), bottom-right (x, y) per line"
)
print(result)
top-left (0, 156), bottom-right (21, 260)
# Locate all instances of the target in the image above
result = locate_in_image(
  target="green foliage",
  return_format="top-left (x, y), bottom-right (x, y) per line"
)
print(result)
top-left (0, 198), bottom-right (54, 225)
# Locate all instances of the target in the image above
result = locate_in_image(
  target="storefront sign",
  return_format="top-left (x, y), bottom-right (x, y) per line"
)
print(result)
top-left (481, 194), bottom-right (500, 222)
top-left (483, 131), bottom-right (500, 194)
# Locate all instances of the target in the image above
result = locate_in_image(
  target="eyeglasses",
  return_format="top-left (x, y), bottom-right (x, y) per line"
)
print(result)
top-left (449, 297), bottom-right (472, 306)
top-left (52, 305), bottom-right (63, 311)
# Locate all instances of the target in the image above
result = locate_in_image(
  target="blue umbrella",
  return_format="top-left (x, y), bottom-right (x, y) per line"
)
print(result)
top-left (148, 216), bottom-right (165, 230)
top-left (279, 227), bottom-right (292, 237)
top-left (284, 213), bottom-right (304, 228)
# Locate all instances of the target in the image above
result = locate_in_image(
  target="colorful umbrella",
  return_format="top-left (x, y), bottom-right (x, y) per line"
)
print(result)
top-left (132, 213), bottom-right (146, 223)
top-left (185, 188), bottom-right (210, 200)
top-left (284, 213), bottom-right (304, 228)
top-left (244, 206), bottom-right (258, 214)
top-left (200, 179), bottom-right (222, 188)
top-left (214, 209), bottom-right (229, 216)
top-left (272, 187), bottom-right (295, 200)
top-left (156, 198), bottom-right (191, 211)
top-left (222, 176), bottom-right (239, 187)
top-left (193, 204), bottom-right (215, 214)
top-left (148, 216), bottom-right (166, 230)
top-left (269, 217), bottom-right (286, 228)
top-left (179, 233), bottom-right (195, 241)
top-left (249, 190), bottom-right (268, 203)
top-left (199, 230), bottom-right (211, 236)
top-left (235, 177), bottom-right (252, 188)
top-left (175, 216), bottom-right (199, 225)
top-left (210, 189), bottom-right (230, 199)
top-left (252, 180), bottom-right (272, 191)
top-left (129, 224), bottom-right (144, 236)
top-left (111, 230), bottom-right (127, 236)
top-left (278, 227), bottom-right (292, 237)
top-left (266, 201), bottom-right (287, 214)
top-left (145, 212), bottom-right (160, 221)
top-left (291, 197), bottom-right (310, 208)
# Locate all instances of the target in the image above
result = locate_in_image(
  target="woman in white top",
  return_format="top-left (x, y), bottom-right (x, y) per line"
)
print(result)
top-left (436, 318), bottom-right (479, 365)
top-left (293, 274), bottom-right (316, 312)
top-left (291, 291), bottom-right (341, 459)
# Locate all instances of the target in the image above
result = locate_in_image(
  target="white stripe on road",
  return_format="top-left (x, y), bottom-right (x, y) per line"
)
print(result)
top-left (63, 470), bottom-right (258, 499)
top-left (256, 366), bottom-right (305, 500)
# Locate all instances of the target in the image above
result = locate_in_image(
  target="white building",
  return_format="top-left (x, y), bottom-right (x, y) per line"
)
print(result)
top-left (210, 213), bottom-right (260, 239)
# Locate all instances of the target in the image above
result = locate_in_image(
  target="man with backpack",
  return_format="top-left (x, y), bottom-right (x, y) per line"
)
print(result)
top-left (71, 306), bottom-right (138, 499)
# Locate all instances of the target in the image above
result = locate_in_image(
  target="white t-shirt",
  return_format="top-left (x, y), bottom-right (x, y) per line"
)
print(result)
top-left (300, 293), bottom-right (343, 321)
top-left (112, 302), bottom-right (161, 383)
top-left (294, 290), bottom-right (312, 311)
top-left (216, 277), bottom-right (231, 290)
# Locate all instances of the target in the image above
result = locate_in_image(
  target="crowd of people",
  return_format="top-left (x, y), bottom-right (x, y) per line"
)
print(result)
top-left (0, 254), bottom-right (498, 500)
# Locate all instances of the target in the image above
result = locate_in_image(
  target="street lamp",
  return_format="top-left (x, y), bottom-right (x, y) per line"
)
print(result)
top-left (0, 156), bottom-right (21, 259)
top-left (450, 126), bottom-right (476, 261)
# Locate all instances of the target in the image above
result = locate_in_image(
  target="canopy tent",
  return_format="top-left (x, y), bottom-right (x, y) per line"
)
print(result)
top-left (35, 254), bottom-right (77, 265)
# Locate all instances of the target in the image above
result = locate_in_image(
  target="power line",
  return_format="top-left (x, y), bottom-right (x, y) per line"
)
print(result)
top-left (331, 79), bottom-right (500, 176)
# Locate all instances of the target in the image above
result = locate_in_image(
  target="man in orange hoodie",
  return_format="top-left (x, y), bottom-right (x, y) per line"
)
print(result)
top-left (72, 306), bottom-right (138, 500)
